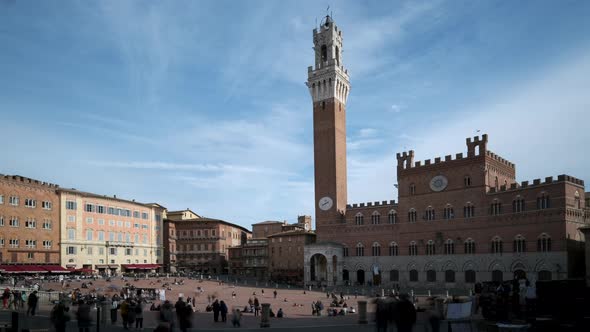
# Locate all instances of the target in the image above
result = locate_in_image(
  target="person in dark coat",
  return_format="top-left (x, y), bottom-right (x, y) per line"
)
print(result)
top-left (127, 301), bottom-right (137, 329)
top-left (76, 300), bottom-right (92, 332)
top-left (27, 290), bottom-right (39, 316)
top-left (51, 302), bottom-right (71, 332)
top-left (374, 299), bottom-right (389, 332)
top-left (212, 299), bottom-right (221, 322)
top-left (220, 301), bottom-right (228, 322)
top-left (159, 301), bottom-right (175, 331)
top-left (253, 297), bottom-right (260, 316)
top-left (178, 302), bottom-right (192, 332)
top-left (394, 294), bottom-right (416, 332)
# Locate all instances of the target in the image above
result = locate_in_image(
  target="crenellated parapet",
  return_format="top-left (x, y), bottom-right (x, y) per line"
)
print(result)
top-left (485, 151), bottom-right (515, 169)
top-left (0, 174), bottom-right (59, 189)
top-left (347, 200), bottom-right (397, 209)
top-left (396, 150), bottom-right (415, 170)
top-left (466, 134), bottom-right (488, 157)
top-left (488, 174), bottom-right (585, 193)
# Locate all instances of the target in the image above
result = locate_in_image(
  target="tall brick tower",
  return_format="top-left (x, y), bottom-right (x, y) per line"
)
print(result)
top-left (307, 15), bottom-right (350, 228)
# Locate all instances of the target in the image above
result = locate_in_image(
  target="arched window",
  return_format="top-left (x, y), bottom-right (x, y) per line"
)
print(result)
top-left (445, 270), bottom-right (455, 283)
top-left (408, 241), bottom-right (418, 256)
top-left (537, 193), bottom-right (550, 209)
top-left (490, 199), bottom-right (502, 215)
top-left (388, 210), bottom-right (397, 224)
top-left (464, 202), bottom-right (475, 218)
top-left (371, 211), bottom-right (381, 225)
top-left (355, 213), bottom-right (364, 225)
top-left (409, 183), bottom-right (416, 195)
top-left (356, 242), bottom-right (365, 256)
top-left (427, 269), bottom-right (436, 282)
top-left (389, 242), bottom-right (398, 256)
top-left (513, 235), bottom-right (526, 253)
top-left (443, 204), bottom-right (454, 220)
top-left (465, 270), bottom-right (476, 283)
top-left (513, 196), bottom-right (525, 213)
top-left (464, 176), bottom-right (472, 187)
top-left (537, 234), bottom-right (551, 252)
top-left (389, 270), bottom-right (399, 282)
top-left (426, 240), bottom-right (436, 255)
top-left (464, 238), bottom-right (476, 254)
top-left (574, 191), bottom-right (581, 209)
top-left (342, 246), bottom-right (349, 257)
top-left (444, 239), bottom-right (454, 255)
top-left (321, 45), bottom-right (327, 62)
top-left (408, 209), bottom-right (417, 223)
top-left (335, 46), bottom-right (340, 65)
top-left (372, 242), bottom-right (381, 256)
top-left (409, 269), bottom-right (419, 282)
top-left (425, 206), bottom-right (435, 221)
top-left (491, 236), bottom-right (503, 254)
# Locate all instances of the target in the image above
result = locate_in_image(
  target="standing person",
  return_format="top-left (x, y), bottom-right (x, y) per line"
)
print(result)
top-left (120, 299), bottom-right (130, 329)
top-left (2, 288), bottom-right (9, 309)
top-left (178, 302), bottom-right (192, 332)
top-left (76, 300), bottom-right (92, 332)
top-left (135, 300), bottom-right (144, 329)
top-left (20, 291), bottom-right (27, 310)
top-left (212, 299), bottom-right (220, 322)
top-left (111, 295), bottom-right (119, 324)
top-left (175, 297), bottom-right (186, 323)
top-left (375, 299), bottom-right (389, 332)
top-left (254, 297), bottom-right (260, 317)
top-left (232, 308), bottom-right (242, 327)
top-left (273, 290), bottom-right (277, 299)
top-left (127, 301), bottom-right (137, 330)
top-left (50, 301), bottom-right (71, 332)
top-left (159, 300), bottom-right (175, 331)
top-left (220, 300), bottom-right (228, 322)
top-left (394, 294), bottom-right (416, 332)
top-left (27, 291), bottom-right (39, 316)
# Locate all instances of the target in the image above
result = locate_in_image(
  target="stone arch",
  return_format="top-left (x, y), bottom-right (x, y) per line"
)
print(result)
top-left (442, 260), bottom-right (458, 272)
top-left (462, 260), bottom-right (479, 272)
top-left (423, 261), bottom-right (438, 272)
top-left (534, 260), bottom-right (553, 272)
top-left (511, 260), bottom-right (529, 272)
top-left (488, 260), bottom-right (506, 272)
top-left (407, 261), bottom-right (420, 272)
top-left (353, 262), bottom-right (368, 271)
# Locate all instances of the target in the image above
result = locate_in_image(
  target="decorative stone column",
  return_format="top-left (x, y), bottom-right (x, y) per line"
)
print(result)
top-left (357, 300), bottom-right (368, 324)
top-left (260, 303), bottom-right (271, 328)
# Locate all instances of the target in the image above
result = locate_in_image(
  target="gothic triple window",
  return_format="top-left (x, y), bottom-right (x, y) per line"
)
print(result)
top-left (408, 241), bottom-right (418, 256)
top-left (388, 210), bottom-right (397, 224)
top-left (537, 193), bottom-right (550, 210)
top-left (464, 203), bottom-right (475, 218)
top-left (356, 243), bottom-right (364, 256)
top-left (425, 207), bottom-right (435, 221)
top-left (513, 235), bottom-right (526, 253)
top-left (537, 234), bottom-right (551, 252)
top-left (408, 209), bottom-right (417, 223)
top-left (355, 213), bottom-right (364, 225)
top-left (464, 238), bottom-right (476, 254)
top-left (372, 242), bottom-right (381, 256)
top-left (389, 242), bottom-right (398, 256)
top-left (444, 239), bottom-right (455, 255)
top-left (490, 200), bottom-right (502, 216)
top-left (491, 236), bottom-right (503, 254)
top-left (342, 246), bottom-right (349, 257)
top-left (443, 205), bottom-right (454, 220)
top-left (371, 211), bottom-right (381, 225)
top-left (426, 240), bottom-right (436, 255)
top-left (409, 183), bottom-right (416, 196)
top-left (513, 196), bottom-right (526, 213)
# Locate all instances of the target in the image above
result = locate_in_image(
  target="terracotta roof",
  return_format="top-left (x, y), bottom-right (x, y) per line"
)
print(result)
top-left (267, 229), bottom-right (316, 237)
top-left (252, 220), bottom-right (284, 225)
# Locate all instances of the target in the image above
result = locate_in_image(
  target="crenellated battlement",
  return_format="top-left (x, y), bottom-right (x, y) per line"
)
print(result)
top-left (485, 151), bottom-right (515, 169)
top-left (0, 174), bottom-right (59, 188)
top-left (488, 174), bottom-right (584, 193)
top-left (346, 200), bottom-right (397, 209)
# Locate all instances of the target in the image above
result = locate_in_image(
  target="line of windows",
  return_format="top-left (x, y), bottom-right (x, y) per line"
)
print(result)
top-left (1, 239), bottom-right (52, 249)
top-left (344, 234), bottom-right (552, 257)
top-left (67, 201), bottom-right (152, 220)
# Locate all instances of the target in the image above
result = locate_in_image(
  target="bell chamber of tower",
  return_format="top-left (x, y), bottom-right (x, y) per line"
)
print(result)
top-left (307, 15), bottom-right (351, 228)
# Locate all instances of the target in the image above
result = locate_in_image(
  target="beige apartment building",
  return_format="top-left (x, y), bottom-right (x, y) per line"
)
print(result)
top-left (58, 188), bottom-right (166, 275)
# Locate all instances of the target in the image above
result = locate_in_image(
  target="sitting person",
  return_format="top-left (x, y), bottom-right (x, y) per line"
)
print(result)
top-left (269, 309), bottom-right (275, 318)
top-left (338, 309), bottom-right (345, 316)
top-left (150, 303), bottom-right (157, 311)
top-left (342, 302), bottom-right (348, 308)
top-left (277, 308), bottom-right (284, 318)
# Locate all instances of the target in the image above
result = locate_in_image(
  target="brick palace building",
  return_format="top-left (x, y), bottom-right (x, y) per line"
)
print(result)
top-left (304, 15), bottom-right (589, 289)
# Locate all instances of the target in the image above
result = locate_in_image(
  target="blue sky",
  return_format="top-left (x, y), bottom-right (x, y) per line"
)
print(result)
top-left (1, 0), bottom-right (589, 229)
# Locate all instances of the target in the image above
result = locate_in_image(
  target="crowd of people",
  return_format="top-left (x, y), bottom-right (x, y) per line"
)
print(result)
top-left (1, 288), bottom-right (39, 315)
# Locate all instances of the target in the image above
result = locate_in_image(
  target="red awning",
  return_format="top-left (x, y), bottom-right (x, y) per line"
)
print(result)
top-left (42, 265), bottom-right (70, 273)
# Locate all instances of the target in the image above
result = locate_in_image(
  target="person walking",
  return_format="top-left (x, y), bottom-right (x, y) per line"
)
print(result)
top-left (111, 295), bottom-right (119, 324)
top-left (274, 290), bottom-right (277, 299)
top-left (254, 297), bottom-right (260, 317)
top-left (50, 301), bottom-right (71, 332)
top-left (76, 300), bottom-right (92, 332)
top-left (212, 299), bottom-right (220, 322)
top-left (2, 288), bottom-right (9, 309)
top-left (127, 301), bottom-right (137, 330)
top-left (220, 300), bottom-right (228, 322)
top-left (27, 291), bottom-right (39, 316)
top-left (135, 300), bottom-right (144, 329)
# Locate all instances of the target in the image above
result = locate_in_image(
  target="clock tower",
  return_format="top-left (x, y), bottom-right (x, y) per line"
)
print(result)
top-left (307, 15), bottom-right (350, 227)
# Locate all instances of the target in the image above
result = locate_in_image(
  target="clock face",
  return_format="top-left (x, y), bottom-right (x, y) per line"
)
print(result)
top-left (430, 175), bottom-right (448, 192)
top-left (318, 196), bottom-right (333, 211)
